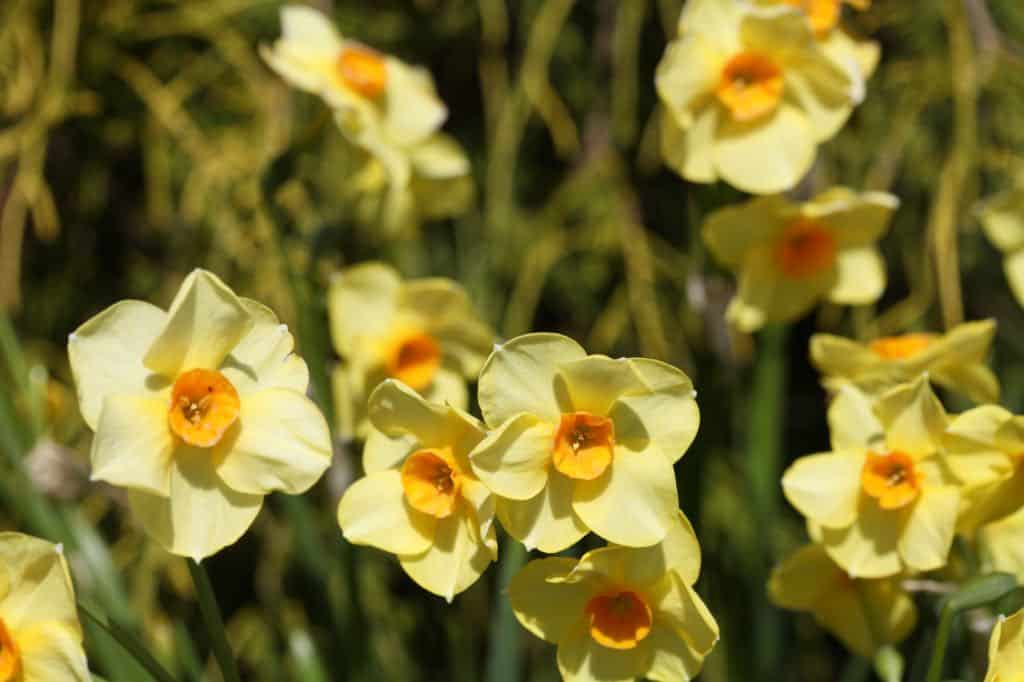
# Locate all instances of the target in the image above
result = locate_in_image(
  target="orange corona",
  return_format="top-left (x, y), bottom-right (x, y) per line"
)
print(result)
top-left (861, 451), bottom-right (921, 510)
top-left (337, 45), bottom-right (388, 99)
top-left (401, 448), bottom-right (462, 518)
top-left (775, 219), bottom-right (837, 279)
top-left (869, 334), bottom-right (933, 361)
top-left (716, 52), bottom-right (784, 122)
top-left (0, 617), bottom-right (20, 682)
top-left (584, 590), bottom-right (653, 650)
top-left (168, 368), bottom-right (240, 448)
top-left (552, 412), bottom-right (615, 480)
top-left (383, 331), bottom-right (442, 391)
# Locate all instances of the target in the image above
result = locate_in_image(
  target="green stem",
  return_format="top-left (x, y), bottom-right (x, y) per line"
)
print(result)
top-left (486, 537), bottom-right (527, 682)
top-left (925, 602), bottom-right (954, 682)
top-left (186, 559), bottom-right (241, 682)
top-left (78, 602), bottom-right (177, 682)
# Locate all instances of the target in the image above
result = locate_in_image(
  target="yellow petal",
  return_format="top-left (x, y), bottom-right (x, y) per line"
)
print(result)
top-left (857, 577), bottom-right (918, 652)
top-left (0, 533), bottom-right (79, 631)
top-left (337, 470), bottom-right (435, 555)
top-left (90, 395), bottom-right (174, 497)
top-left (807, 189), bottom-right (898, 249)
top-left (477, 333), bottom-right (586, 427)
top-left (783, 69), bottom-right (853, 142)
top-left (509, 557), bottom-right (589, 643)
top-left (421, 366), bottom-right (470, 412)
top-left (399, 510), bottom-right (494, 602)
top-left (713, 102), bottom-right (816, 195)
top-left (677, 0), bottom-right (743, 39)
top-left (15, 622), bottom-right (90, 682)
top-left (221, 300), bottom-right (308, 395)
top-left (396, 279), bottom-right (494, 377)
top-left (701, 195), bottom-right (795, 269)
top-left (67, 300), bottom-right (167, 430)
top-left (646, 622), bottom-right (711, 682)
top-left (367, 379), bottom-right (453, 444)
top-left (979, 186), bottom-right (1024, 253)
top-left (126, 447), bottom-right (263, 561)
top-left (1005, 250), bottom-right (1024, 309)
top-left (821, 498), bottom-right (904, 578)
top-left (810, 583), bottom-right (878, 658)
top-left (621, 510), bottom-right (703, 587)
top-left (874, 376), bottom-right (948, 456)
top-left (727, 246), bottom-right (835, 332)
top-left (809, 334), bottom-right (880, 381)
top-left (328, 262), bottom-right (401, 357)
top-left (572, 447), bottom-right (679, 547)
top-left (556, 620), bottom-right (652, 682)
top-left (143, 270), bottom-right (254, 378)
top-left (469, 413), bottom-right (554, 501)
top-left (932, 362), bottom-right (1001, 406)
top-left (986, 609), bottom-right (1024, 682)
top-left (768, 543), bottom-right (846, 611)
top-left (408, 133), bottom-right (470, 179)
top-left (828, 247), bottom-right (885, 305)
top-left (331, 362), bottom-right (361, 440)
top-left (661, 105), bottom-right (719, 184)
top-left (656, 573), bottom-right (719, 656)
top-left (362, 428), bottom-right (417, 473)
top-left (655, 36), bottom-right (724, 130)
top-left (558, 356), bottom-right (644, 416)
top-left (279, 5), bottom-right (343, 54)
top-left (496, 473), bottom-right (588, 553)
top-left (827, 383), bottom-right (883, 451)
top-left (898, 486), bottom-right (958, 572)
top-left (782, 451), bottom-right (864, 528)
top-left (382, 60), bottom-right (447, 146)
top-left (260, 6), bottom-right (341, 94)
top-left (610, 359), bottom-right (700, 464)
top-left (214, 389), bottom-right (331, 495)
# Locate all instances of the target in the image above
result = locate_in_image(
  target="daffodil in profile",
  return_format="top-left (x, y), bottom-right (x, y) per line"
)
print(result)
top-left (655, 0), bottom-right (865, 193)
top-left (469, 333), bottom-right (699, 552)
top-left (328, 262), bottom-right (493, 438)
top-left (337, 380), bottom-right (495, 601)
top-left (978, 178), bottom-right (1024, 308)
top-left (782, 376), bottom-right (961, 577)
top-left (702, 188), bottom-right (897, 332)
top-left (811, 319), bottom-right (998, 403)
top-left (510, 512), bottom-right (718, 682)
top-left (769, 543), bottom-right (916, 657)
top-left (984, 608), bottom-right (1024, 682)
top-left (68, 269), bottom-right (332, 560)
top-left (0, 533), bottom-right (90, 681)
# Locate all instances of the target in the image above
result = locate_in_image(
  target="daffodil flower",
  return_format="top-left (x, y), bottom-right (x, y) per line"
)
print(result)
top-left (0, 533), bottom-right (90, 681)
top-left (68, 269), bottom-right (332, 561)
top-left (336, 380), bottom-right (495, 601)
top-left (328, 262), bottom-right (493, 438)
top-left (702, 188), bottom-right (897, 332)
top-left (769, 543), bottom-right (916, 658)
top-left (655, 0), bottom-right (864, 194)
top-left (469, 333), bottom-right (699, 551)
top-left (978, 179), bottom-right (1024, 308)
top-left (984, 608), bottom-right (1024, 682)
top-left (811, 319), bottom-right (998, 403)
top-left (782, 377), bottom-right (961, 577)
top-left (509, 512), bottom-right (717, 682)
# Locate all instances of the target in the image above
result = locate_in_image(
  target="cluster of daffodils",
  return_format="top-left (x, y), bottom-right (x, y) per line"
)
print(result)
top-left (261, 6), bottom-right (473, 231)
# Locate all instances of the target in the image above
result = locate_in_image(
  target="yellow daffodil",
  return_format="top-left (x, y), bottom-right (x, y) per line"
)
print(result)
top-left (68, 269), bottom-right (332, 561)
top-left (702, 188), bottom-right (896, 332)
top-left (510, 511), bottom-right (718, 682)
top-left (337, 379), bottom-right (495, 601)
top-left (328, 262), bottom-right (493, 438)
top-left (769, 543), bottom-right (916, 658)
top-left (984, 608), bottom-right (1024, 682)
top-left (0, 533), bottom-right (90, 681)
top-left (978, 180), bottom-right (1024, 307)
top-left (810, 319), bottom-right (999, 403)
top-left (469, 333), bottom-right (699, 552)
top-left (782, 376), bottom-right (961, 577)
top-left (655, 0), bottom-right (864, 194)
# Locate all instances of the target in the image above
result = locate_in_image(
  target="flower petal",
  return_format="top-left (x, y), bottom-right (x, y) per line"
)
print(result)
top-left (67, 300), bottom-right (167, 430)
top-left (382, 61), bottom-right (447, 146)
top-left (496, 472), bottom-right (588, 553)
top-left (362, 428), bottom-right (417, 473)
top-left (509, 557), bottom-right (589, 643)
top-left (15, 622), bottom-right (90, 682)
top-left (621, 510), bottom-right (703, 587)
top-left (661, 105), bottom-right (719, 184)
top-left (898, 486), bottom-right (958, 572)
top-left (807, 189), bottom-right (898, 249)
top-left (713, 103), bottom-right (816, 195)
top-left (337, 470), bottom-right (435, 555)
top-left (90, 395), bottom-right (174, 497)
top-left (469, 413), bottom-right (554, 501)
top-left (726, 246), bottom-right (835, 332)
top-left (768, 543), bottom-right (846, 611)
top-left (782, 451), bottom-right (865, 528)
top-left (0, 534), bottom-right (79, 630)
top-left (655, 36), bottom-right (724, 129)
top-left (821, 498), bottom-right (904, 578)
top-left (874, 375), bottom-right (948, 456)
top-left (221, 299), bottom-right (308, 395)
top-left (557, 620), bottom-right (652, 682)
top-left (609, 359), bottom-right (700, 464)
top-left (657, 573), bottom-right (719, 656)
top-left (399, 511), bottom-right (494, 602)
top-left (827, 383), bottom-right (884, 451)
top-left (646, 622), bottom-right (711, 682)
top-left (143, 270), bottom-right (254, 378)
top-left (828, 247), bottom-right (885, 305)
top-left (328, 262), bottom-right (401, 357)
top-left (558, 355), bottom-right (643, 416)
top-left (701, 196), bottom-right (795, 269)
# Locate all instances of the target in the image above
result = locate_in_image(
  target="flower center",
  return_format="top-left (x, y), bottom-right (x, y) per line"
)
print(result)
top-left (552, 412), bottom-right (615, 481)
top-left (775, 218), bottom-right (837, 279)
top-left (337, 45), bottom-right (388, 99)
top-left (401, 448), bottom-right (462, 518)
top-left (716, 52), bottom-right (784, 122)
top-left (584, 590), bottom-right (653, 650)
top-left (384, 331), bottom-right (442, 391)
top-left (168, 369), bottom-right (240, 448)
top-left (861, 451), bottom-right (921, 510)
top-left (781, 0), bottom-right (841, 35)
top-left (0, 617), bottom-right (21, 682)
top-left (869, 334), bottom-right (934, 360)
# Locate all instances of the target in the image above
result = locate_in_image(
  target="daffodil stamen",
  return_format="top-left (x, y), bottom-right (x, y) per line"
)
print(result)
top-left (584, 589), bottom-right (654, 650)
top-left (401, 448), bottom-right (463, 518)
top-left (869, 334), bottom-right (934, 360)
top-left (0, 617), bottom-right (20, 682)
top-left (552, 412), bottom-right (615, 481)
top-left (384, 331), bottom-right (442, 391)
top-left (168, 368), bottom-right (241, 448)
top-left (861, 451), bottom-right (921, 510)
top-left (775, 218), bottom-right (837, 279)
top-left (337, 45), bottom-right (388, 99)
top-left (716, 52), bottom-right (784, 122)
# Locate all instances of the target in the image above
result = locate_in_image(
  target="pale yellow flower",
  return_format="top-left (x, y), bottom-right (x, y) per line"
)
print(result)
top-left (811, 319), bottom-right (999, 403)
top-left (68, 269), bottom-right (332, 560)
top-left (984, 608), bottom-right (1024, 682)
top-left (337, 380), bottom-right (495, 601)
top-left (782, 377), bottom-right (961, 577)
top-left (469, 333), bottom-right (699, 552)
top-left (769, 543), bottom-right (916, 657)
top-left (328, 262), bottom-right (493, 438)
top-left (978, 179), bottom-right (1024, 307)
top-left (656, 0), bottom-right (864, 193)
top-left (0, 533), bottom-right (90, 681)
top-left (509, 512), bottom-right (718, 682)
top-left (702, 188), bottom-right (896, 332)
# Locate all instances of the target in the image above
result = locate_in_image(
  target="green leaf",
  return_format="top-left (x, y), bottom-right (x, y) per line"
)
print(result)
top-left (947, 572), bottom-right (1018, 613)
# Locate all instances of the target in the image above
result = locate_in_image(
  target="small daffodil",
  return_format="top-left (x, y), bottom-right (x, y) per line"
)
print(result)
top-left (978, 179), bottom-right (1024, 308)
top-left (656, 0), bottom-right (865, 193)
top-left (702, 188), bottom-right (897, 332)
top-left (810, 319), bottom-right (999, 403)
top-left (782, 377), bottom-right (962, 577)
top-left (68, 269), bottom-right (332, 561)
top-left (509, 512), bottom-right (718, 682)
top-left (984, 608), bottom-right (1024, 682)
top-left (337, 380), bottom-right (496, 601)
top-left (769, 543), bottom-right (917, 658)
top-left (0, 533), bottom-right (90, 681)
top-left (328, 262), bottom-right (494, 438)
top-left (469, 333), bottom-right (699, 551)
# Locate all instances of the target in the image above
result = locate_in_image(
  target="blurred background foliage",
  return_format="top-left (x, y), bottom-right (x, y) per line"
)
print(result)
top-left (2, 0), bottom-right (1024, 680)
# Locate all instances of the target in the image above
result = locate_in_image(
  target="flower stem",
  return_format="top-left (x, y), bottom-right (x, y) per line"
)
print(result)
top-left (187, 559), bottom-right (242, 682)
top-left (486, 536), bottom-right (527, 682)
top-left (78, 602), bottom-right (177, 682)
top-left (925, 601), bottom-right (954, 682)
